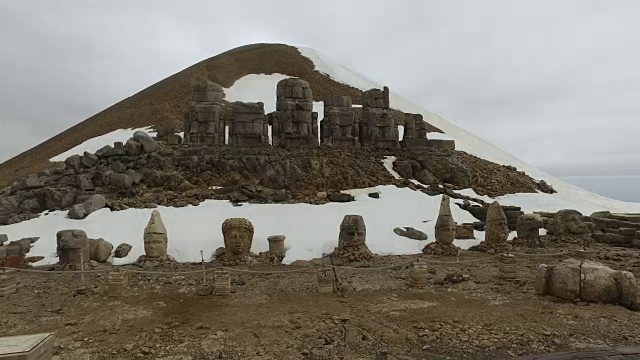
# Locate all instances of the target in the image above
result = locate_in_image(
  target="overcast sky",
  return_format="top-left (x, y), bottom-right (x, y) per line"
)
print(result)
top-left (0, 1), bottom-right (638, 176)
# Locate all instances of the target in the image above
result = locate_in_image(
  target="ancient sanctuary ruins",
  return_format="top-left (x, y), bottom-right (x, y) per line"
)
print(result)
top-left (181, 78), bottom-right (453, 150)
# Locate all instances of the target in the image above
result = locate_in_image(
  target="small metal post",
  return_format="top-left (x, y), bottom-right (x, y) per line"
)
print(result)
top-left (200, 250), bottom-right (206, 284)
top-left (80, 251), bottom-right (85, 285)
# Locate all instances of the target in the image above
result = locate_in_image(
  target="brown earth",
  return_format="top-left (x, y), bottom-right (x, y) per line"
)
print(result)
top-left (3, 242), bottom-right (640, 360)
top-left (0, 43), bottom-right (441, 188)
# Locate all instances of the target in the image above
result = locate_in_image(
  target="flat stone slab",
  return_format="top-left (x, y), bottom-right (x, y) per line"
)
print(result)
top-left (0, 333), bottom-right (54, 359)
top-left (517, 346), bottom-right (640, 359)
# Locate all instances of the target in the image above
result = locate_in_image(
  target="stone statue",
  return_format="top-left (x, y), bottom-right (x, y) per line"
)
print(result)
top-left (221, 218), bottom-right (254, 264)
top-left (359, 86), bottom-right (399, 149)
top-left (470, 201), bottom-right (510, 253)
top-left (269, 78), bottom-right (318, 147)
top-left (228, 102), bottom-right (269, 146)
top-left (183, 80), bottom-right (225, 145)
top-left (332, 215), bottom-right (373, 262)
top-left (56, 229), bottom-right (90, 269)
top-left (536, 259), bottom-right (638, 310)
top-left (320, 95), bottom-right (360, 147)
top-left (517, 213), bottom-right (543, 247)
top-left (144, 210), bottom-right (168, 258)
top-left (553, 209), bottom-right (591, 237)
top-left (423, 195), bottom-right (460, 255)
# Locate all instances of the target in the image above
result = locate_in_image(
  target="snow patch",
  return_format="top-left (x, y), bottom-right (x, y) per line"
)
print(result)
top-left (7, 186), bottom-right (482, 266)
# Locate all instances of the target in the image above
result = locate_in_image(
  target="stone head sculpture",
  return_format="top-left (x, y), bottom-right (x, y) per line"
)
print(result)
top-left (56, 229), bottom-right (90, 267)
top-left (144, 210), bottom-right (168, 258)
top-left (222, 218), bottom-right (254, 262)
top-left (435, 195), bottom-right (456, 246)
top-left (338, 215), bottom-right (366, 248)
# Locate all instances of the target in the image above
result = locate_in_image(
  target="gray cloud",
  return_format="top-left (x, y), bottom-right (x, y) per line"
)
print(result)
top-left (0, 0), bottom-right (638, 176)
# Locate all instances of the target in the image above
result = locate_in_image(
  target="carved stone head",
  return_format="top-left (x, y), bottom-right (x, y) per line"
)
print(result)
top-left (339, 215), bottom-right (366, 248)
top-left (144, 210), bottom-right (168, 258)
top-left (222, 218), bottom-right (254, 261)
top-left (57, 229), bottom-right (88, 250)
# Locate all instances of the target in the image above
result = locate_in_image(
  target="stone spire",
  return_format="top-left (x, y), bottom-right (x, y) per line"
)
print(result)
top-left (423, 195), bottom-right (459, 256)
top-left (470, 201), bottom-right (510, 253)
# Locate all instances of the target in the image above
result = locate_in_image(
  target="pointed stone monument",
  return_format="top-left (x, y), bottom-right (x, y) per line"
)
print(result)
top-left (471, 201), bottom-right (510, 253)
top-left (137, 210), bottom-right (175, 267)
top-left (423, 195), bottom-right (459, 256)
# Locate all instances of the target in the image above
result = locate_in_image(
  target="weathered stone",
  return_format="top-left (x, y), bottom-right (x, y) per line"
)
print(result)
top-left (415, 169), bottom-right (436, 185)
top-left (423, 195), bottom-right (460, 255)
top-left (332, 215), bottom-right (373, 262)
top-left (393, 227), bottom-right (428, 240)
top-left (144, 210), bottom-right (168, 258)
top-left (125, 138), bottom-right (142, 156)
top-left (167, 133), bottom-right (182, 145)
top-left (228, 102), bottom-right (269, 146)
top-left (65, 155), bottom-right (82, 173)
top-left (88, 238), bottom-right (113, 263)
top-left (536, 259), bottom-right (639, 310)
top-left (184, 80), bottom-right (226, 145)
top-left (222, 218), bottom-right (254, 264)
top-left (81, 152), bottom-right (99, 168)
top-left (517, 213), bottom-right (543, 246)
top-left (95, 145), bottom-right (113, 158)
top-left (67, 204), bottom-right (87, 220)
top-left (57, 229), bottom-right (90, 268)
top-left (0, 234), bottom-right (7, 245)
top-left (77, 176), bottom-right (94, 191)
top-left (485, 201), bottom-right (509, 251)
top-left (327, 192), bottom-right (355, 203)
top-left (401, 113), bottom-right (431, 148)
top-left (554, 209), bottom-right (590, 236)
top-left (320, 95), bottom-right (360, 148)
top-left (68, 194), bottom-right (106, 220)
top-left (455, 224), bottom-right (475, 239)
top-left (110, 173), bottom-right (133, 189)
top-left (360, 87), bottom-right (399, 149)
top-left (133, 131), bottom-right (161, 153)
top-left (0, 247), bottom-right (5, 260)
top-left (114, 243), bottom-right (133, 258)
top-left (110, 161), bottom-right (127, 174)
top-left (269, 78), bottom-right (318, 148)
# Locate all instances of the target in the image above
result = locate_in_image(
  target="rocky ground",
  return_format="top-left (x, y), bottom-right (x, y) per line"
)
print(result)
top-left (3, 242), bottom-right (640, 360)
top-left (0, 134), bottom-right (554, 227)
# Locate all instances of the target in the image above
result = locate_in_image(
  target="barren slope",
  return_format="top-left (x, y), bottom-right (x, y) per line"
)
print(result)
top-left (0, 43), bottom-right (366, 187)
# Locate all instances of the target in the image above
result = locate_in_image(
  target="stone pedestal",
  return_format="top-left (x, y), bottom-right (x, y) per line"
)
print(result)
top-left (214, 270), bottom-right (230, 296)
top-left (107, 270), bottom-right (127, 297)
top-left (0, 270), bottom-right (17, 297)
top-left (267, 235), bottom-right (285, 254)
top-left (499, 254), bottom-right (518, 281)
top-left (409, 260), bottom-right (428, 288)
top-left (317, 267), bottom-right (335, 294)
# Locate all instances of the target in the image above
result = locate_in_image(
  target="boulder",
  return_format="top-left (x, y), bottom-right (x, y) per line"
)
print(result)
top-left (368, 192), bottom-right (380, 199)
top-left (67, 194), bottom-right (106, 220)
top-left (81, 152), bottom-right (99, 168)
top-left (536, 258), bottom-right (639, 310)
top-left (546, 259), bottom-right (582, 300)
top-left (0, 234), bottom-right (7, 245)
top-left (554, 209), bottom-right (590, 236)
top-left (455, 224), bottom-right (475, 239)
top-left (77, 176), bottom-right (94, 191)
top-left (125, 139), bottom-right (142, 156)
top-left (327, 192), bottom-right (355, 203)
top-left (393, 227), bottom-right (428, 240)
top-left (95, 145), bottom-right (114, 158)
top-left (65, 155), bottom-right (82, 173)
top-left (415, 169), bottom-right (436, 185)
top-left (109, 173), bottom-right (133, 189)
top-left (88, 238), bottom-right (113, 263)
top-left (133, 131), bottom-right (161, 153)
top-left (114, 243), bottom-right (133, 258)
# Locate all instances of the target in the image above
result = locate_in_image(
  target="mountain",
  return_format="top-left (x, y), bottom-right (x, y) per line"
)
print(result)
top-left (1, 43), bottom-right (639, 265)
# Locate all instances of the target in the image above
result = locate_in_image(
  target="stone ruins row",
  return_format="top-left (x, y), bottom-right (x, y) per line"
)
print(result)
top-left (181, 78), bottom-right (455, 150)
